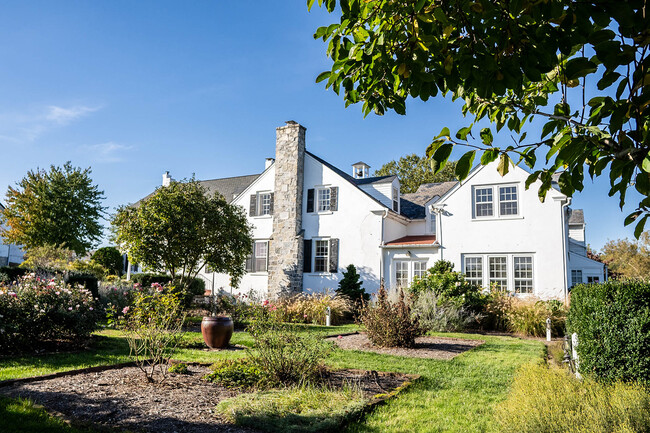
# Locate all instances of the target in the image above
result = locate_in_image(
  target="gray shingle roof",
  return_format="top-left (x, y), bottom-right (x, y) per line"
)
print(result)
top-left (568, 208), bottom-right (584, 225)
top-left (353, 175), bottom-right (396, 186)
top-left (400, 181), bottom-right (458, 219)
top-left (198, 174), bottom-right (261, 201)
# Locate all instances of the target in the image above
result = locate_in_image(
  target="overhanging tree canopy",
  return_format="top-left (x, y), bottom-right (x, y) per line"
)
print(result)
top-left (112, 179), bottom-right (253, 290)
top-left (311, 0), bottom-right (650, 236)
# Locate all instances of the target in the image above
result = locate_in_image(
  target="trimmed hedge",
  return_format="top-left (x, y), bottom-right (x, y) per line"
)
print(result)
top-left (567, 280), bottom-right (650, 383)
top-left (0, 266), bottom-right (28, 281)
top-left (64, 272), bottom-right (99, 299)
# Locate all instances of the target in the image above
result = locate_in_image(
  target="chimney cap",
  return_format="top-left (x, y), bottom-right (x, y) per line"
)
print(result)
top-left (352, 161), bottom-right (370, 167)
top-left (285, 120), bottom-right (298, 125)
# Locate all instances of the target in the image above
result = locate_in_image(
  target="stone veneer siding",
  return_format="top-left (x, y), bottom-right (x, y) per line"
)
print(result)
top-left (267, 121), bottom-right (305, 298)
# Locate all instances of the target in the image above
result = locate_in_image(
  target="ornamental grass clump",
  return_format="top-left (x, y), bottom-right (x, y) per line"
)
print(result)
top-left (0, 274), bottom-right (100, 351)
top-left (360, 283), bottom-right (421, 348)
top-left (274, 291), bottom-right (352, 325)
top-left (109, 286), bottom-right (186, 383)
top-left (505, 298), bottom-right (567, 338)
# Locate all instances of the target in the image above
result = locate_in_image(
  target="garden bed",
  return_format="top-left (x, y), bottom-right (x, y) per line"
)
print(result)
top-left (0, 363), bottom-right (415, 433)
top-left (327, 332), bottom-right (484, 359)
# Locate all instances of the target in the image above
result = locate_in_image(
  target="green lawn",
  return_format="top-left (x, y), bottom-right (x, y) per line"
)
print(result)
top-left (0, 326), bottom-right (545, 433)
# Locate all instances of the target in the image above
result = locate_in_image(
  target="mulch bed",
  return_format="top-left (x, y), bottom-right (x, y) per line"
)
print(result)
top-left (0, 363), bottom-right (415, 433)
top-left (327, 333), bottom-right (484, 359)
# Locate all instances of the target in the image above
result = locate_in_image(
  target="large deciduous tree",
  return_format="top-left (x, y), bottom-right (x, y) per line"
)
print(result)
top-left (91, 246), bottom-right (124, 276)
top-left (112, 179), bottom-right (253, 291)
top-left (375, 154), bottom-right (457, 193)
top-left (311, 0), bottom-right (650, 236)
top-left (601, 231), bottom-right (650, 279)
top-left (1, 162), bottom-right (105, 255)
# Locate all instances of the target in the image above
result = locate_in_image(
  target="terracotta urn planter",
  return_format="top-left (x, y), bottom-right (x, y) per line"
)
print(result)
top-left (201, 316), bottom-right (234, 349)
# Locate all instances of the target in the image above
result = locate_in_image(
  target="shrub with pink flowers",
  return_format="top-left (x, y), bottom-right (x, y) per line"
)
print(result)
top-left (0, 274), bottom-right (101, 351)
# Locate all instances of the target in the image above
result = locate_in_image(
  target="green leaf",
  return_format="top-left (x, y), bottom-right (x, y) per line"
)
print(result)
top-left (435, 127), bottom-right (451, 140)
top-left (426, 138), bottom-right (446, 158)
top-left (624, 210), bottom-right (642, 226)
top-left (433, 7), bottom-right (449, 24)
top-left (642, 155), bottom-right (650, 173)
top-left (480, 148), bottom-right (499, 165)
top-left (634, 215), bottom-right (648, 239)
top-left (307, 0), bottom-right (317, 11)
top-left (497, 154), bottom-right (510, 176)
top-left (315, 71), bottom-right (331, 83)
top-left (455, 151), bottom-right (476, 180)
top-left (431, 143), bottom-right (453, 174)
top-left (635, 172), bottom-right (650, 196)
top-left (455, 126), bottom-right (472, 140)
top-left (480, 128), bottom-right (493, 145)
top-left (525, 172), bottom-right (540, 189)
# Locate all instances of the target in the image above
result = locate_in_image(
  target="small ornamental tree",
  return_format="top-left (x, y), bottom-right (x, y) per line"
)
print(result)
top-left (2, 162), bottom-right (105, 254)
top-left (92, 246), bottom-right (123, 276)
top-left (336, 264), bottom-right (369, 305)
top-left (112, 179), bottom-right (252, 294)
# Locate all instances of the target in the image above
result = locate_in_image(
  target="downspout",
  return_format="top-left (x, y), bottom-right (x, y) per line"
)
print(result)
top-left (379, 209), bottom-right (388, 286)
top-left (560, 197), bottom-right (572, 303)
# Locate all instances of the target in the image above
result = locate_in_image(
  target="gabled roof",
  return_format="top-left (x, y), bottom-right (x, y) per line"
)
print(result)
top-left (134, 173), bottom-right (260, 207)
top-left (306, 151), bottom-right (404, 217)
top-left (400, 181), bottom-right (457, 219)
top-left (568, 208), bottom-right (584, 225)
top-left (353, 175), bottom-right (396, 186)
top-left (199, 174), bottom-right (261, 202)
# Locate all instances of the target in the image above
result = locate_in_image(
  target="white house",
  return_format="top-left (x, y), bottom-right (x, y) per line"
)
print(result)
top-left (144, 121), bottom-right (605, 301)
top-left (0, 203), bottom-right (25, 267)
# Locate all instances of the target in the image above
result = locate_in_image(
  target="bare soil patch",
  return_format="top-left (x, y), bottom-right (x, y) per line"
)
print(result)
top-left (327, 333), bottom-right (484, 359)
top-left (0, 364), bottom-right (414, 433)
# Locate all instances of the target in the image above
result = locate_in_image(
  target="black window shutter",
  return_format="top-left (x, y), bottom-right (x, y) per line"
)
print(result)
top-left (306, 189), bottom-right (315, 213)
top-left (269, 192), bottom-right (274, 215)
top-left (330, 187), bottom-right (338, 211)
top-left (303, 239), bottom-right (312, 272)
top-left (249, 194), bottom-right (257, 217)
top-left (329, 238), bottom-right (339, 273)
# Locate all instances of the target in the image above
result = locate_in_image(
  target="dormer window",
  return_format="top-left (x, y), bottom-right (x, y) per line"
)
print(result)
top-left (392, 187), bottom-right (399, 212)
top-left (473, 184), bottom-right (519, 219)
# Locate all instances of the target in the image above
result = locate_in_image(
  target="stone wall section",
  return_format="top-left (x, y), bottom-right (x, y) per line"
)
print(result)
top-left (268, 121), bottom-right (305, 298)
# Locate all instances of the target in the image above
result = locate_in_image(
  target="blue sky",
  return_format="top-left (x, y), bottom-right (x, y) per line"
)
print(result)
top-left (0, 1), bottom-right (642, 251)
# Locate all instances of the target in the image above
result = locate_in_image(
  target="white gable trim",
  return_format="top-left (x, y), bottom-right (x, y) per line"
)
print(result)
top-left (230, 161), bottom-right (275, 205)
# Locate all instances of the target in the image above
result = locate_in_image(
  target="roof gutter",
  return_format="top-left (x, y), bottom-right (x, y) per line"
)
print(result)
top-left (381, 242), bottom-right (440, 249)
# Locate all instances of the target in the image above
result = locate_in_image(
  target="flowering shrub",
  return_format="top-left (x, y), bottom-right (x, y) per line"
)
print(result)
top-left (108, 287), bottom-right (186, 382)
top-left (274, 292), bottom-right (352, 325)
top-left (0, 274), bottom-right (101, 351)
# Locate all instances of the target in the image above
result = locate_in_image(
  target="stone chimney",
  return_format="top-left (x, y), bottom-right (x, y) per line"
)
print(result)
top-left (265, 158), bottom-right (275, 169)
top-left (162, 171), bottom-right (172, 187)
top-left (268, 121), bottom-right (306, 298)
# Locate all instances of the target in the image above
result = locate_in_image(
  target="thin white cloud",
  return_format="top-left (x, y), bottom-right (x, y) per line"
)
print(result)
top-left (0, 104), bottom-right (101, 143)
top-left (45, 105), bottom-right (99, 125)
top-left (79, 142), bottom-right (133, 163)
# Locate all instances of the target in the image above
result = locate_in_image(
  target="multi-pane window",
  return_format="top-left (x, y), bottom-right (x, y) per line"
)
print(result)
top-left (392, 187), bottom-right (399, 212)
top-left (464, 257), bottom-right (483, 287)
top-left (314, 240), bottom-right (329, 272)
top-left (258, 193), bottom-right (272, 216)
top-left (489, 256), bottom-right (508, 289)
top-left (474, 187), bottom-right (493, 217)
top-left (513, 256), bottom-right (533, 294)
top-left (413, 261), bottom-right (427, 280)
top-left (587, 276), bottom-right (600, 283)
top-left (317, 188), bottom-right (331, 212)
top-left (395, 260), bottom-right (409, 287)
top-left (429, 212), bottom-right (437, 235)
top-left (499, 186), bottom-right (518, 216)
top-left (254, 241), bottom-right (268, 272)
top-left (571, 270), bottom-right (583, 287)
top-left (474, 184), bottom-right (520, 219)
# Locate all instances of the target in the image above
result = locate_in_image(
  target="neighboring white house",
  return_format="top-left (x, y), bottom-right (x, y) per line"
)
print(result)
top-left (138, 121), bottom-right (605, 301)
top-left (0, 203), bottom-right (25, 267)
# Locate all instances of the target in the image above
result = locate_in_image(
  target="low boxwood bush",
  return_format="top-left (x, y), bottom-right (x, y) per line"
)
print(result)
top-left (205, 359), bottom-right (266, 389)
top-left (567, 280), bottom-right (650, 383)
top-left (495, 363), bottom-right (650, 433)
top-left (0, 274), bottom-right (101, 351)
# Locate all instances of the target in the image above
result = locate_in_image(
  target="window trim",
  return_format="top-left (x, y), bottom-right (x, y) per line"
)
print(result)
top-left (313, 238), bottom-right (330, 273)
top-left (257, 192), bottom-right (272, 217)
top-left (392, 186), bottom-right (399, 213)
top-left (472, 183), bottom-right (520, 220)
top-left (571, 269), bottom-right (583, 287)
top-left (463, 253), bottom-right (535, 295)
top-left (393, 259), bottom-right (428, 289)
top-left (315, 186), bottom-right (331, 213)
top-left (427, 211), bottom-right (437, 235)
top-left (246, 240), bottom-right (269, 274)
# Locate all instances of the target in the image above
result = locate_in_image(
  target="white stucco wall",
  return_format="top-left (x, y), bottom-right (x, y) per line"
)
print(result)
top-left (435, 162), bottom-right (569, 300)
top-left (301, 154), bottom-right (385, 294)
